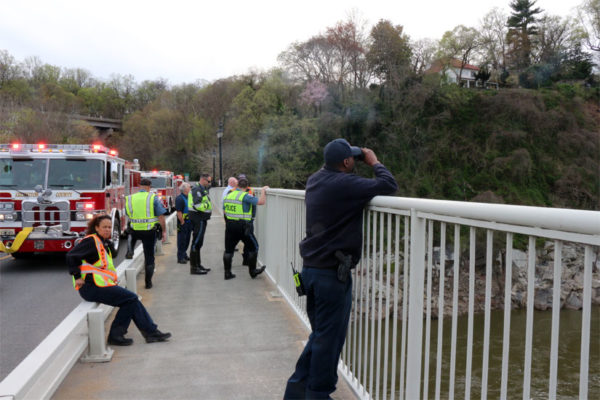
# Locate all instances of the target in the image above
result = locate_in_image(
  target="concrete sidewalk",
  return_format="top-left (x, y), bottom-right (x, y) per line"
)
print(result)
top-left (53, 216), bottom-right (356, 400)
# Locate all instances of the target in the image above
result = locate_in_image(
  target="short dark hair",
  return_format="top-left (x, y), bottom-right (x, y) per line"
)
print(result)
top-left (200, 173), bottom-right (211, 180)
top-left (86, 214), bottom-right (112, 235)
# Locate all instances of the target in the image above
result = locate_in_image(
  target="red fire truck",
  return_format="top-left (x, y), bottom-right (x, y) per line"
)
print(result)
top-left (0, 143), bottom-right (141, 258)
top-left (141, 170), bottom-right (177, 213)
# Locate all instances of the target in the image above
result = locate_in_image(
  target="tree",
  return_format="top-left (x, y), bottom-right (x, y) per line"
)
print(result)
top-left (325, 17), bottom-right (370, 89)
top-left (366, 19), bottom-right (412, 86)
top-left (411, 38), bottom-right (437, 75)
top-left (534, 15), bottom-right (580, 64)
top-left (578, 0), bottom-right (600, 52)
top-left (506, 0), bottom-right (543, 70)
top-left (478, 8), bottom-right (509, 74)
top-left (0, 50), bottom-right (21, 88)
top-left (278, 17), bottom-right (369, 93)
top-left (438, 25), bottom-right (481, 86)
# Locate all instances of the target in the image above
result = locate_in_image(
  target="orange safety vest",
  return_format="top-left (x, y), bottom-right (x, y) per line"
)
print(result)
top-left (72, 234), bottom-right (118, 290)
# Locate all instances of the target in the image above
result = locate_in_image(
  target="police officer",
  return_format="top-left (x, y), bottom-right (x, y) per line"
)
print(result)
top-left (238, 174), bottom-right (256, 266)
top-left (222, 176), bottom-right (269, 280)
top-left (175, 182), bottom-right (192, 264)
top-left (283, 138), bottom-right (397, 399)
top-left (188, 173), bottom-right (212, 275)
top-left (125, 178), bottom-right (167, 289)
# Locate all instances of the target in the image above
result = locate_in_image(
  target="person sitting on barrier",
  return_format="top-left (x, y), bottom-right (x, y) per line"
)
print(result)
top-left (67, 214), bottom-right (172, 346)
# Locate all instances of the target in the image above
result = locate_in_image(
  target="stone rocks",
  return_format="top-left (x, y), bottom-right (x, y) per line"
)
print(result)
top-left (354, 241), bottom-right (599, 320)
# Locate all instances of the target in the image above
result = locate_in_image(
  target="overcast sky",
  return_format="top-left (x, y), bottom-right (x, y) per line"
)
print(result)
top-left (1, 0), bottom-right (580, 85)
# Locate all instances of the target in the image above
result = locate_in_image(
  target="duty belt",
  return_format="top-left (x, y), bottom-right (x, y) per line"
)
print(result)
top-left (129, 217), bottom-right (158, 223)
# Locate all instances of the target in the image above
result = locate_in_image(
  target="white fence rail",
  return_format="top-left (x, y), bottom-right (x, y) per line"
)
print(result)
top-left (256, 189), bottom-right (599, 400)
top-left (0, 214), bottom-right (177, 400)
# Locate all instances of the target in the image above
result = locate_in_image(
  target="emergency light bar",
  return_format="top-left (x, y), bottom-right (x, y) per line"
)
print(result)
top-left (0, 143), bottom-right (120, 156)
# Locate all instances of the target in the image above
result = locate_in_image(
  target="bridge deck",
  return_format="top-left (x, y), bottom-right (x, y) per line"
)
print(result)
top-left (53, 214), bottom-right (355, 399)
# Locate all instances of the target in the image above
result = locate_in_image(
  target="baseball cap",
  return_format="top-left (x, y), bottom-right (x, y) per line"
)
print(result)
top-left (140, 178), bottom-right (152, 186)
top-left (237, 174), bottom-right (248, 185)
top-left (323, 138), bottom-right (362, 166)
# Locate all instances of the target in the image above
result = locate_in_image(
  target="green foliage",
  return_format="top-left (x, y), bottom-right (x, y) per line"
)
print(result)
top-left (0, 47), bottom-right (597, 211)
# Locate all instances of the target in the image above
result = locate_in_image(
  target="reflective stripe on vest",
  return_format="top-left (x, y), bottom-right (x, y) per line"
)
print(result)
top-left (191, 187), bottom-right (212, 213)
top-left (72, 234), bottom-right (117, 289)
top-left (181, 192), bottom-right (193, 219)
top-left (126, 192), bottom-right (158, 230)
top-left (223, 190), bottom-right (252, 221)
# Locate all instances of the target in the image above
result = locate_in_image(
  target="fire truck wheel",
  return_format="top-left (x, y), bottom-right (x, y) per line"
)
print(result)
top-left (111, 219), bottom-right (121, 256)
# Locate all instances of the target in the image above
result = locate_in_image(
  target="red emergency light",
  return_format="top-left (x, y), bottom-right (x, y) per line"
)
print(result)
top-left (38, 143), bottom-right (46, 150)
top-left (109, 149), bottom-right (118, 156)
top-left (11, 143), bottom-right (20, 150)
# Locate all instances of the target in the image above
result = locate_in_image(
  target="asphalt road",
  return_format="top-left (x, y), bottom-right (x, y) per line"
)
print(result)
top-left (0, 247), bottom-right (131, 381)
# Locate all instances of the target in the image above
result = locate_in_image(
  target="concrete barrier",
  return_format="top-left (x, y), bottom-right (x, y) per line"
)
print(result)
top-left (0, 214), bottom-right (176, 400)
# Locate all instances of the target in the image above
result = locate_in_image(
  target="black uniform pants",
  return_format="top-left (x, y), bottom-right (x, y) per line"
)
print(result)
top-left (189, 212), bottom-right (209, 252)
top-left (79, 280), bottom-right (157, 337)
top-left (225, 219), bottom-right (257, 254)
top-left (129, 229), bottom-right (157, 266)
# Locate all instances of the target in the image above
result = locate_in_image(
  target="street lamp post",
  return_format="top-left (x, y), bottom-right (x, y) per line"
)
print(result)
top-left (217, 121), bottom-right (223, 187)
top-left (212, 149), bottom-right (216, 183)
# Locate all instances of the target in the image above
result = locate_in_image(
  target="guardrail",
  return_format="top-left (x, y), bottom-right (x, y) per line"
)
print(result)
top-left (0, 213), bottom-right (177, 400)
top-left (256, 189), bottom-right (599, 400)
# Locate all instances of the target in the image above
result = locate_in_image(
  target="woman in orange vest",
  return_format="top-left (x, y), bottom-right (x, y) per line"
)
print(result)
top-left (67, 214), bottom-right (171, 346)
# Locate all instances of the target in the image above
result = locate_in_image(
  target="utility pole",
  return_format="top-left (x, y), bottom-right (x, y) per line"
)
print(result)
top-left (217, 120), bottom-right (223, 187)
top-left (212, 149), bottom-right (216, 184)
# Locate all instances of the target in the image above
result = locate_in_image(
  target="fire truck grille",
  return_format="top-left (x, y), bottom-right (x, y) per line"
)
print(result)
top-left (21, 201), bottom-right (70, 231)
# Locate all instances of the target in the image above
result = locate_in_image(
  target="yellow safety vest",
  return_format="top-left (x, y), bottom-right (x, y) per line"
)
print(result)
top-left (184, 192), bottom-right (194, 219)
top-left (126, 191), bottom-right (158, 231)
top-left (223, 190), bottom-right (252, 221)
top-left (72, 234), bottom-right (117, 289)
top-left (191, 186), bottom-right (212, 214)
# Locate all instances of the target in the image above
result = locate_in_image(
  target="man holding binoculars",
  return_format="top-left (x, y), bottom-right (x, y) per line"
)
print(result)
top-left (284, 138), bottom-right (398, 399)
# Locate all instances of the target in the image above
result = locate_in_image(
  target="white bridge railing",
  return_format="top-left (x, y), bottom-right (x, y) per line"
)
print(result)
top-left (255, 189), bottom-right (599, 400)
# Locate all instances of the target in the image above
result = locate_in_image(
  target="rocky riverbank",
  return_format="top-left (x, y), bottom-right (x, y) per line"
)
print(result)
top-left (354, 242), bottom-right (600, 319)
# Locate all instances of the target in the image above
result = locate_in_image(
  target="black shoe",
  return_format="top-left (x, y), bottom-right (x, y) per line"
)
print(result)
top-left (145, 330), bottom-right (171, 343)
top-left (250, 265), bottom-right (266, 279)
top-left (198, 265), bottom-right (211, 272)
top-left (125, 252), bottom-right (133, 259)
top-left (184, 255), bottom-right (190, 261)
top-left (177, 259), bottom-right (188, 264)
top-left (190, 268), bottom-right (208, 275)
top-left (242, 259), bottom-right (249, 266)
top-left (107, 335), bottom-right (133, 346)
top-left (224, 271), bottom-right (236, 280)
top-left (145, 281), bottom-right (153, 289)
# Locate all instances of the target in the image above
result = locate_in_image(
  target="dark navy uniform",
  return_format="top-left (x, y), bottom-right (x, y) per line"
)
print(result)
top-left (284, 144), bottom-right (397, 399)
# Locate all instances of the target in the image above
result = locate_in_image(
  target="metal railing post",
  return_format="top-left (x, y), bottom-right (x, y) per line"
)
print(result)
top-left (405, 208), bottom-right (426, 399)
top-left (81, 309), bottom-right (113, 363)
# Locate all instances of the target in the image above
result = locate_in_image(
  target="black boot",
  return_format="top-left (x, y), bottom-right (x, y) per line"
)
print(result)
top-left (197, 253), bottom-right (211, 272)
top-left (190, 251), bottom-right (207, 275)
top-left (145, 264), bottom-right (154, 288)
top-left (223, 252), bottom-right (235, 280)
top-left (108, 335), bottom-right (133, 346)
top-left (248, 252), bottom-right (265, 279)
top-left (143, 329), bottom-right (172, 343)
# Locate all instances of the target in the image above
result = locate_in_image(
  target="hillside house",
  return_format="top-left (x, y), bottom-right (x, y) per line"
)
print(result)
top-left (425, 58), bottom-right (485, 88)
